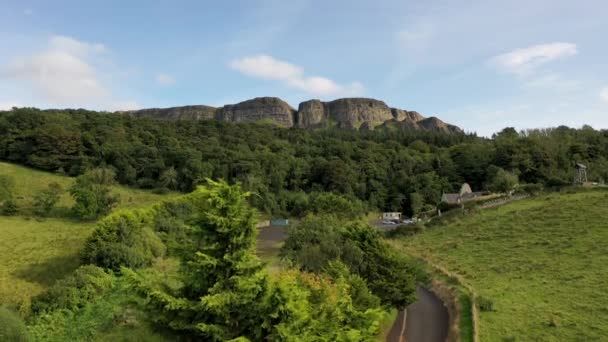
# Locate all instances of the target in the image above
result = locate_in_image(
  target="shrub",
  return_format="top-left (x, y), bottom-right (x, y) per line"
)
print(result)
top-left (70, 168), bottom-right (119, 220)
top-left (0, 175), bottom-right (18, 215)
top-left (385, 224), bottom-right (424, 238)
top-left (33, 182), bottom-right (62, 216)
top-left (81, 210), bottom-right (166, 271)
top-left (31, 265), bottom-right (114, 314)
top-left (518, 183), bottom-right (543, 195)
top-left (1, 198), bottom-right (18, 215)
top-left (0, 307), bottom-right (29, 342)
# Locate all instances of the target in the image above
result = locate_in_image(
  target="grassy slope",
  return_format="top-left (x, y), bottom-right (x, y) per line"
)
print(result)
top-left (0, 162), bottom-right (173, 310)
top-left (399, 189), bottom-right (608, 341)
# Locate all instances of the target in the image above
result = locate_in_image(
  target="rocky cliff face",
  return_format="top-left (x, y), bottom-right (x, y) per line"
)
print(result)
top-left (122, 97), bottom-right (462, 133)
top-left (216, 97), bottom-right (295, 127)
top-left (127, 105), bottom-right (217, 121)
top-left (296, 98), bottom-right (437, 130)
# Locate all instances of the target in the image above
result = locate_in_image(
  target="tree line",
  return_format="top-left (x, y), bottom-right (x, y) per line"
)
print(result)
top-left (1, 107), bottom-right (607, 217)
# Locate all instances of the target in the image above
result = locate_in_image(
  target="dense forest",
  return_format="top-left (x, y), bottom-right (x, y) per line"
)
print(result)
top-left (1, 107), bottom-right (607, 216)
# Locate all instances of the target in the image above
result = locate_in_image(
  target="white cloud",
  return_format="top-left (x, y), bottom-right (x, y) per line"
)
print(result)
top-left (3, 35), bottom-right (108, 103)
top-left (396, 22), bottom-right (434, 54)
top-left (155, 73), bottom-right (175, 86)
top-left (0, 102), bottom-right (22, 111)
top-left (491, 42), bottom-right (577, 74)
top-left (601, 87), bottom-right (608, 103)
top-left (229, 54), bottom-right (363, 96)
top-left (1, 35), bottom-right (139, 110)
top-left (106, 100), bottom-right (141, 111)
top-left (523, 73), bottom-right (581, 92)
top-left (49, 35), bottom-right (106, 55)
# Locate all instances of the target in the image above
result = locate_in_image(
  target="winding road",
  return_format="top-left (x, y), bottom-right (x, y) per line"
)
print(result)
top-left (402, 287), bottom-right (449, 342)
top-left (256, 226), bottom-right (449, 342)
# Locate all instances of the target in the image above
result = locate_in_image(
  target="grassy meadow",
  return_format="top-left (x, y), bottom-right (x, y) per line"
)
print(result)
top-left (398, 189), bottom-right (608, 341)
top-left (0, 162), bottom-right (173, 311)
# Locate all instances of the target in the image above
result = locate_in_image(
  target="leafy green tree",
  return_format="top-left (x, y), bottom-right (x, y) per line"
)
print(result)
top-left (33, 182), bottom-right (62, 216)
top-left (268, 270), bottom-right (384, 341)
top-left (282, 215), bottom-right (418, 309)
top-left (308, 192), bottom-right (365, 219)
top-left (409, 192), bottom-right (424, 217)
top-left (487, 166), bottom-right (519, 194)
top-left (81, 209), bottom-right (165, 271)
top-left (70, 168), bottom-right (119, 219)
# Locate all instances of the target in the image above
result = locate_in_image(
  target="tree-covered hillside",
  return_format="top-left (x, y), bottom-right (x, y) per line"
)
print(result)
top-left (1, 108), bottom-right (607, 216)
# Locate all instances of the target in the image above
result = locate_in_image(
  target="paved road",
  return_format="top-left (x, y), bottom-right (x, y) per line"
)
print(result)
top-left (386, 310), bottom-right (406, 342)
top-left (404, 287), bottom-right (449, 342)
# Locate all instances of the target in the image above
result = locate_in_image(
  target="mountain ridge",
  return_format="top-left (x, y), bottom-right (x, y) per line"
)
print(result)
top-left (121, 96), bottom-right (463, 133)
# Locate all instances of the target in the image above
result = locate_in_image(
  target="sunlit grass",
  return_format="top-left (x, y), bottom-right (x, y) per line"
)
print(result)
top-left (0, 162), bottom-right (175, 311)
top-left (399, 189), bottom-right (608, 341)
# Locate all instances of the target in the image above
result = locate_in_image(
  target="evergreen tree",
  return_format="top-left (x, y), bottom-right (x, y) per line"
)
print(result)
top-left (127, 180), bottom-right (272, 341)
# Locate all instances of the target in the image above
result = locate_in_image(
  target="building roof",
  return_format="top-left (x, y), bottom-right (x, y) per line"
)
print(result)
top-left (576, 163), bottom-right (587, 169)
top-left (441, 193), bottom-right (461, 204)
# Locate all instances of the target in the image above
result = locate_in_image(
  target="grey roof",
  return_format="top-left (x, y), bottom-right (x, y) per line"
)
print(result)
top-left (576, 163), bottom-right (587, 169)
top-left (441, 193), bottom-right (461, 204)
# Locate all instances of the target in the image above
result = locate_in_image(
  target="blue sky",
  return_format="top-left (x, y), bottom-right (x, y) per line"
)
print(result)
top-left (0, 0), bottom-right (607, 136)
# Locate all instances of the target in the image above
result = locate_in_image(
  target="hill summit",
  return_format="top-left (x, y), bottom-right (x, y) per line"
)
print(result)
top-left (122, 97), bottom-right (463, 133)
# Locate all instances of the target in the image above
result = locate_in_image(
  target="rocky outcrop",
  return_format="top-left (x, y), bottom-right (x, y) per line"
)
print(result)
top-left (297, 98), bottom-right (410, 129)
top-left (296, 100), bottom-right (327, 127)
top-left (123, 97), bottom-right (295, 127)
top-left (127, 105), bottom-right (216, 121)
top-left (417, 117), bottom-right (463, 134)
top-left (216, 97), bottom-right (295, 127)
top-left (122, 97), bottom-right (462, 133)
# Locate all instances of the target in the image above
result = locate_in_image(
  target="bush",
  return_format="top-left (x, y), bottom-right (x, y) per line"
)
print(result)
top-left (81, 210), bottom-right (166, 271)
top-left (385, 224), bottom-right (424, 238)
top-left (1, 198), bottom-right (18, 215)
top-left (70, 168), bottom-right (119, 220)
top-left (0, 307), bottom-right (29, 342)
top-left (0, 175), bottom-right (18, 215)
top-left (33, 182), bottom-right (62, 216)
top-left (517, 183), bottom-right (543, 195)
top-left (31, 265), bottom-right (114, 314)
top-left (545, 177), bottom-right (570, 188)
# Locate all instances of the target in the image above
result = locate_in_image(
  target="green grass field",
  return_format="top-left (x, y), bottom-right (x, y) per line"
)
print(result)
top-left (0, 162), bottom-right (173, 311)
top-left (0, 161), bottom-right (172, 211)
top-left (398, 189), bottom-right (608, 341)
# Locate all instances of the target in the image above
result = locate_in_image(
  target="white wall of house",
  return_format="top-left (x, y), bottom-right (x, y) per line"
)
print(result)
top-left (382, 212), bottom-right (401, 220)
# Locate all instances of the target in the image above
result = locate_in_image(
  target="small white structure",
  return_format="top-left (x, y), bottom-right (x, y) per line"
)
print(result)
top-left (382, 212), bottom-right (402, 221)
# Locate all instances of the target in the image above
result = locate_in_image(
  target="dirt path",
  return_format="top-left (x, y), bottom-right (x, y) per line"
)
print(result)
top-left (404, 287), bottom-right (449, 342)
